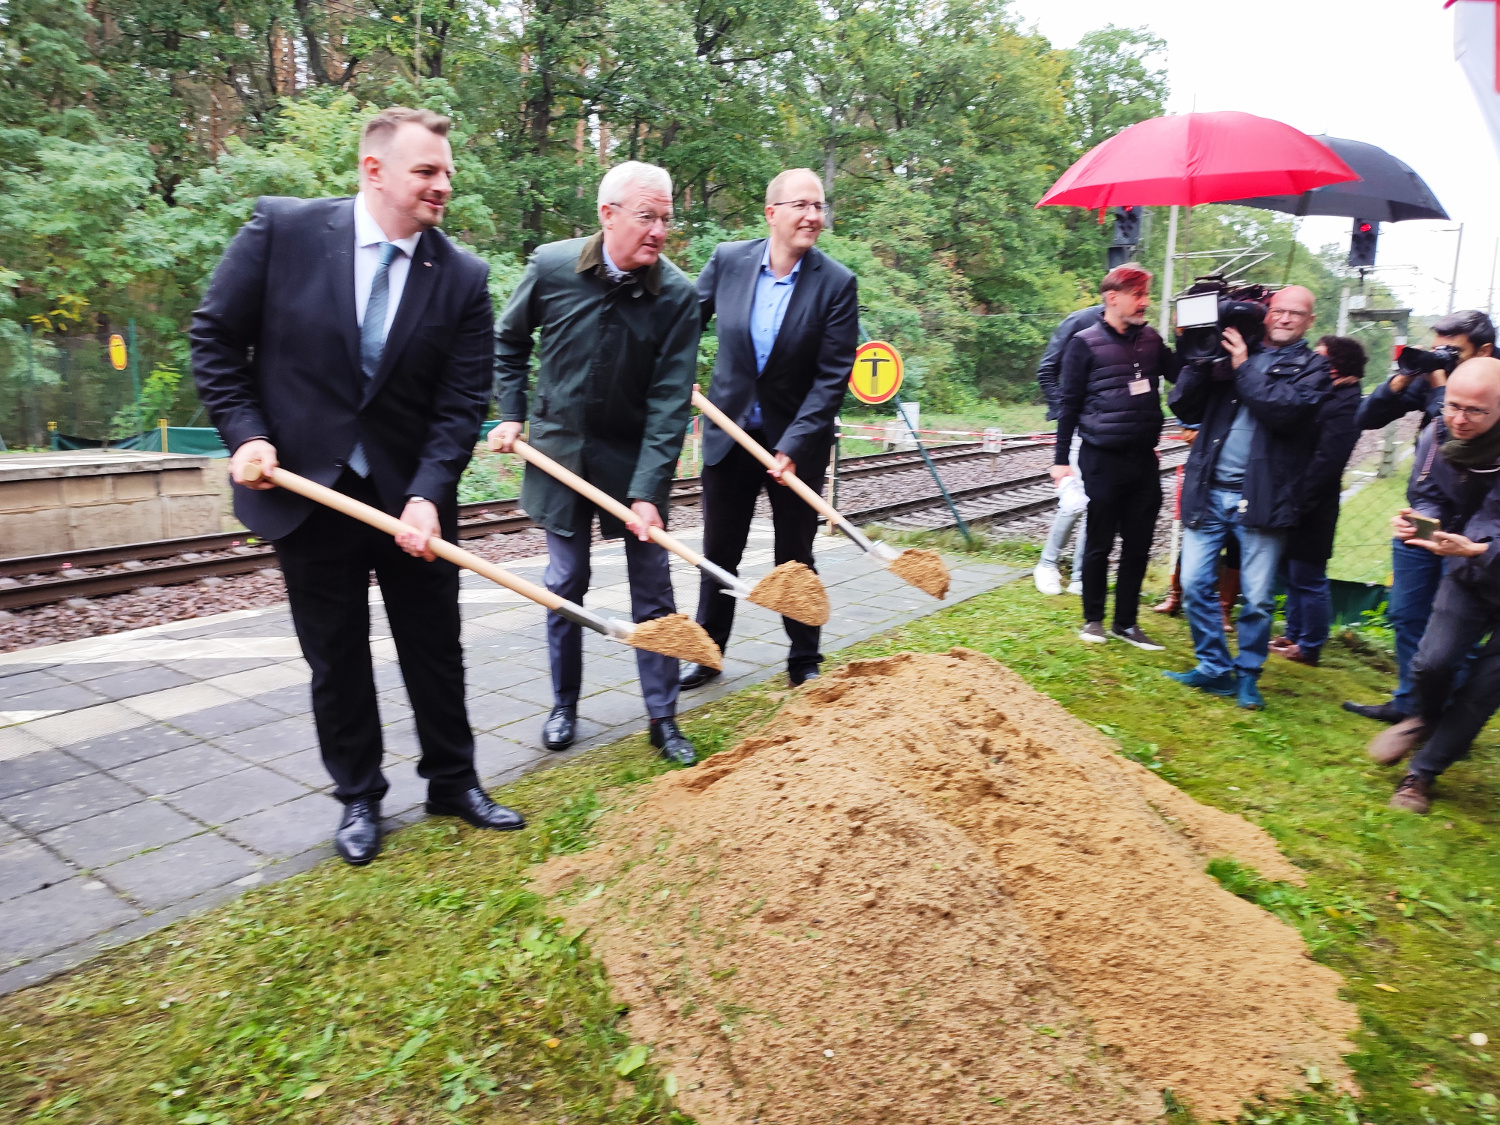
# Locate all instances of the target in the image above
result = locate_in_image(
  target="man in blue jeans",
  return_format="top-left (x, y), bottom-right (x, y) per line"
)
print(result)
top-left (1163, 287), bottom-right (1331, 709)
top-left (1343, 309), bottom-right (1495, 723)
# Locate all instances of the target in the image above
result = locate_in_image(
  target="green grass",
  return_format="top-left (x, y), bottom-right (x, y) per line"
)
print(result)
top-left (1328, 469), bottom-right (1407, 585)
top-left (4, 566), bottom-right (1500, 1123)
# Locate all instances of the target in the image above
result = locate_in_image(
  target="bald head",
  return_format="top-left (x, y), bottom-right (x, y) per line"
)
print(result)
top-left (1265, 286), bottom-right (1316, 347)
top-left (1444, 356), bottom-right (1500, 440)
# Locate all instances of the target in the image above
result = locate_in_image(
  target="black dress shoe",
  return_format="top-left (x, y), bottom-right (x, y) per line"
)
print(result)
top-left (426, 786), bottom-right (526, 830)
top-left (789, 668), bottom-right (821, 687)
top-left (543, 705), bottom-right (576, 751)
top-left (1342, 700), bottom-right (1411, 724)
top-left (334, 798), bottom-right (382, 866)
top-left (649, 717), bottom-right (697, 766)
top-left (678, 662), bottom-right (722, 690)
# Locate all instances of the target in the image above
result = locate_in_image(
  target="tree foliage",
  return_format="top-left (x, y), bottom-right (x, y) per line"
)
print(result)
top-left (0, 0), bottom-right (1199, 444)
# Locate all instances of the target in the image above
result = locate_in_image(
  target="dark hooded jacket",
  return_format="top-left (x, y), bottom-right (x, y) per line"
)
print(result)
top-left (1407, 417), bottom-right (1500, 607)
top-left (1168, 338), bottom-right (1332, 530)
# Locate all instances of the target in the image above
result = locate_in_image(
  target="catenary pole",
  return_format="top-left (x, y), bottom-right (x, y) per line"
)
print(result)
top-left (1449, 223), bottom-right (1465, 314)
top-left (1158, 205), bottom-right (1179, 339)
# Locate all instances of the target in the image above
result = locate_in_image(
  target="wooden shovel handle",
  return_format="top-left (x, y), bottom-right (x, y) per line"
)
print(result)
top-left (242, 463), bottom-right (568, 613)
top-left (691, 386), bottom-right (840, 522)
top-left (511, 439), bottom-right (705, 567)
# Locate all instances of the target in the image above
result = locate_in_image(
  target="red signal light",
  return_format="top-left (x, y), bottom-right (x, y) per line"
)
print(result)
top-left (1358, 222), bottom-right (1372, 233)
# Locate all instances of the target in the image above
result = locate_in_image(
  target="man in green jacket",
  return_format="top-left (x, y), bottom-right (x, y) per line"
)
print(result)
top-left (490, 161), bottom-right (700, 764)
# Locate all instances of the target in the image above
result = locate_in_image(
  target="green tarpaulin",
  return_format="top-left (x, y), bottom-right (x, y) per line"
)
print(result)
top-left (53, 428), bottom-right (230, 456)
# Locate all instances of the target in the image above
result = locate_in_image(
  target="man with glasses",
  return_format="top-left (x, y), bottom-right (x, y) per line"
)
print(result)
top-left (1344, 310), bottom-right (1496, 724)
top-left (1366, 357), bottom-right (1500, 813)
top-left (1165, 286), bottom-right (1331, 710)
top-left (682, 167), bottom-right (858, 690)
top-left (491, 161), bottom-right (700, 764)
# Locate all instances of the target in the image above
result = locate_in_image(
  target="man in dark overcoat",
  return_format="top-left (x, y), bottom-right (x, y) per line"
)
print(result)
top-left (490, 161), bottom-right (700, 764)
top-left (191, 107), bottom-right (524, 867)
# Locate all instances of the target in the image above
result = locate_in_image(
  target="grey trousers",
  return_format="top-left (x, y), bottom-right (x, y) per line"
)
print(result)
top-left (544, 510), bottom-right (679, 719)
top-left (1039, 432), bottom-right (1087, 568)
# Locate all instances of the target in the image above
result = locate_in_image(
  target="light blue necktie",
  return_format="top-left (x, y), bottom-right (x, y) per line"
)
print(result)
top-left (349, 241), bottom-right (399, 478)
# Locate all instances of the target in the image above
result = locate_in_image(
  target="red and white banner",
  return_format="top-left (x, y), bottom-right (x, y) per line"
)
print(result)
top-left (1451, 1), bottom-right (1500, 158)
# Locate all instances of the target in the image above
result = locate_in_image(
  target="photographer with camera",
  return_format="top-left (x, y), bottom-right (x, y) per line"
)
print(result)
top-left (1034, 301), bottom-right (1104, 596)
top-left (1365, 356), bottom-right (1500, 813)
top-left (1163, 286), bottom-right (1332, 710)
top-left (1344, 310), bottom-right (1496, 724)
top-left (1052, 263), bottom-right (1179, 649)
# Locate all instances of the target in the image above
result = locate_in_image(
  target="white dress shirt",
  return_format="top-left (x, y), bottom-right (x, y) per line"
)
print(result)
top-left (353, 192), bottom-right (422, 342)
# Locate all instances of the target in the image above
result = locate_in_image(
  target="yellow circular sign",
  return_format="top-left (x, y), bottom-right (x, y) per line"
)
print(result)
top-left (848, 340), bottom-right (903, 405)
top-left (108, 333), bottom-right (128, 371)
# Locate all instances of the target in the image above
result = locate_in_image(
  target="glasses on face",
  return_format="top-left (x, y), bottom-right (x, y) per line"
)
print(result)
top-left (606, 203), bottom-right (675, 230)
top-left (1267, 307), bottom-right (1312, 321)
top-left (1443, 401), bottom-right (1493, 421)
top-left (770, 199), bottom-right (828, 215)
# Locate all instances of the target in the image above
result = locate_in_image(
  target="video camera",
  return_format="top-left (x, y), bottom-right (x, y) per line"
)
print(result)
top-left (1173, 276), bottom-right (1273, 367)
top-left (1395, 344), bottom-right (1461, 379)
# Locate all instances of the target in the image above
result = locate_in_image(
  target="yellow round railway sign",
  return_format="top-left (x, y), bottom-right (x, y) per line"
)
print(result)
top-left (848, 340), bottom-right (903, 405)
top-left (108, 333), bottom-right (128, 371)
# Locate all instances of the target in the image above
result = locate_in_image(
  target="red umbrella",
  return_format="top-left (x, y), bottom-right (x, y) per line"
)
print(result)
top-left (1036, 111), bottom-right (1358, 209)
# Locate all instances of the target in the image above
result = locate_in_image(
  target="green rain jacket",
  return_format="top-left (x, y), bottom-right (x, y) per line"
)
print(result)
top-left (494, 232), bottom-right (699, 538)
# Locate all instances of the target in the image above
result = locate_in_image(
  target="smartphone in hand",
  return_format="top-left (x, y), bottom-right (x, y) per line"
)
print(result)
top-left (1411, 514), bottom-right (1441, 541)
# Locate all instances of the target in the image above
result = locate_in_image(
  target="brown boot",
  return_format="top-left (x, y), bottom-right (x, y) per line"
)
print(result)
top-left (1219, 566), bottom-right (1241, 631)
top-left (1389, 772), bottom-right (1432, 814)
top-left (1152, 571), bottom-right (1182, 615)
top-left (1368, 716), bottom-right (1431, 766)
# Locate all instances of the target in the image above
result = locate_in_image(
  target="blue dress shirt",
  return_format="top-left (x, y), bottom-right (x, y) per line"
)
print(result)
top-left (742, 243), bottom-right (802, 429)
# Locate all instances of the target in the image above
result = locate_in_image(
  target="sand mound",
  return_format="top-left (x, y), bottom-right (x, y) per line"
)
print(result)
top-left (542, 650), bottom-right (1357, 1124)
top-left (629, 613), bottom-right (722, 669)
top-left (888, 547), bottom-right (950, 599)
top-left (749, 561), bottom-right (830, 626)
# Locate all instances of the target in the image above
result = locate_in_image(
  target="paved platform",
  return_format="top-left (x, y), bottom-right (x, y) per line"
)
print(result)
top-left (0, 523), bottom-right (1018, 993)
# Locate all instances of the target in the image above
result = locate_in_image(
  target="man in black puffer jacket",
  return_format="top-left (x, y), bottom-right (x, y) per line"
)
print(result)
top-left (1164, 286), bottom-right (1331, 711)
top-left (1054, 263), bottom-right (1179, 650)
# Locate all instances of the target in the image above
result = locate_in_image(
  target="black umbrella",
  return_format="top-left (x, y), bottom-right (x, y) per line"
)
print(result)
top-left (1224, 135), bottom-right (1448, 221)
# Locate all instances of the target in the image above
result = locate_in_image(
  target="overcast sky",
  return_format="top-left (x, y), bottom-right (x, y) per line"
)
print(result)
top-left (1007, 0), bottom-right (1498, 321)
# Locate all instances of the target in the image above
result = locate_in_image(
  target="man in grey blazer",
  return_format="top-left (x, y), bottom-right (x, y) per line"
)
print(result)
top-left (684, 168), bottom-right (859, 689)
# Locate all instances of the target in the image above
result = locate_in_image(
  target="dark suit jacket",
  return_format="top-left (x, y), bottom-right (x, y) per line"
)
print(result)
top-left (697, 239), bottom-right (858, 471)
top-left (190, 196), bottom-right (493, 541)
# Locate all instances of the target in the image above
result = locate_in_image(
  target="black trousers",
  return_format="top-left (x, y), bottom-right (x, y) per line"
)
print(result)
top-left (1078, 442), bottom-right (1161, 631)
top-left (697, 434), bottom-right (827, 676)
top-left (1410, 577), bottom-right (1500, 780)
top-left (274, 471), bottom-right (478, 805)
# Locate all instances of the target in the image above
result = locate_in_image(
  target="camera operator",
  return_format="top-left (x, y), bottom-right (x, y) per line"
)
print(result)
top-left (1344, 310), bottom-right (1496, 724)
top-left (1365, 356), bottom-right (1500, 814)
top-left (1164, 286), bottom-right (1331, 710)
top-left (1034, 301), bottom-right (1104, 596)
top-left (1052, 263), bottom-right (1178, 650)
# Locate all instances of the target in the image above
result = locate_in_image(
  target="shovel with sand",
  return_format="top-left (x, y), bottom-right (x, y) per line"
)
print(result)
top-left (241, 462), bottom-right (722, 669)
top-left (691, 387), bottom-right (950, 599)
top-left (510, 438), bottom-right (829, 627)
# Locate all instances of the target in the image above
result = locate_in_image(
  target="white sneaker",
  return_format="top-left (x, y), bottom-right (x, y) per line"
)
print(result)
top-left (1033, 564), bottom-right (1063, 596)
top-left (1078, 621), bottom-right (1108, 643)
top-left (1066, 579), bottom-right (1082, 595)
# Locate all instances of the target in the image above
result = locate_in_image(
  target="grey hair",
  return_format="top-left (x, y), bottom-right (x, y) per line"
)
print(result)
top-left (598, 161), bottom-right (672, 209)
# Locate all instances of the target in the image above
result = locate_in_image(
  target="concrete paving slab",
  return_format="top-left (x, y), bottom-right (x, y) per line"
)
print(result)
top-left (0, 772), bottom-right (144, 834)
top-left (20, 702), bottom-right (148, 749)
top-left (169, 699), bottom-right (287, 740)
top-left (41, 800), bottom-right (201, 870)
top-left (79, 665), bottom-right (197, 701)
top-left (124, 682), bottom-right (240, 722)
top-left (262, 749), bottom-right (333, 791)
top-left (165, 767), bottom-right (308, 826)
top-left (0, 838), bottom-right (78, 901)
top-left (220, 792), bottom-right (336, 859)
top-left (0, 748), bottom-right (92, 801)
top-left (112, 744), bottom-right (250, 795)
top-left (5, 681), bottom-right (110, 712)
top-left (101, 834), bottom-right (260, 910)
top-left (65, 722), bottom-right (200, 769)
top-left (0, 669), bottom-right (72, 694)
top-left (2, 878), bottom-right (139, 964)
top-left (210, 715), bottom-right (320, 761)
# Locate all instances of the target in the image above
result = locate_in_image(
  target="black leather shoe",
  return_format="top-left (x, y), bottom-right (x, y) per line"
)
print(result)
top-left (649, 717), bottom-right (697, 766)
top-left (1342, 700), bottom-right (1411, 725)
top-left (678, 662), bottom-right (722, 690)
top-left (334, 798), bottom-right (382, 866)
top-left (789, 668), bottom-right (821, 687)
top-left (426, 786), bottom-right (526, 830)
top-left (542, 705), bottom-right (576, 751)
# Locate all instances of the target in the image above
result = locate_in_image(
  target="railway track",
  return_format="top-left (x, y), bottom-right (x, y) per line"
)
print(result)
top-left (1, 437), bottom-right (1066, 611)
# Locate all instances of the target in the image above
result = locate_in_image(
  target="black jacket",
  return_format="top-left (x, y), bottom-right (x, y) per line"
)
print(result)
top-left (696, 239), bottom-right (859, 471)
top-left (1285, 379), bottom-right (1362, 563)
top-left (1055, 320), bottom-right (1178, 460)
top-left (1168, 339), bottom-right (1332, 530)
top-left (191, 196), bottom-right (493, 541)
top-left (1036, 305), bottom-right (1104, 420)
top-left (1407, 419), bottom-right (1500, 606)
top-left (1356, 375), bottom-right (1447, 508)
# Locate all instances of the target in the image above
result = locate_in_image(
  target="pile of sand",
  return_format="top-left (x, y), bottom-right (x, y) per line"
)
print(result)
top-left (629, 613), bottom-right (722, 669)
top-left (540, 650), bottom-right (1357, 1124)
top-left (749, 561), bottom-right (830, 626)
top-left (888, 548), bottom-right (950, 599)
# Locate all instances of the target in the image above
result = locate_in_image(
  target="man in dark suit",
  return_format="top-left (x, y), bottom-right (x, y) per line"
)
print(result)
top-left (683, 167), bottom-right (859, 689)
top-left (191, 107), bottom-right (524, 868)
